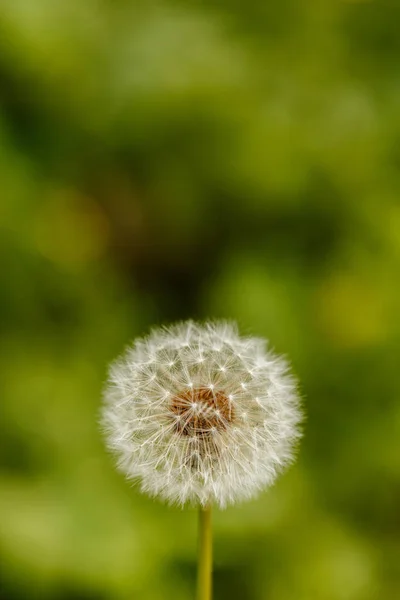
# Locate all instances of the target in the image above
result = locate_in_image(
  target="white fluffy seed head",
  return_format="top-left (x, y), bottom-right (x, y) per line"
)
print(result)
top-left (101, 320), bottom-right (303, 508)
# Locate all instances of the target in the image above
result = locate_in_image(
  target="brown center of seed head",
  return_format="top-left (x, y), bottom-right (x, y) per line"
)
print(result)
top-left (169, 387), bottom-right (234, 436)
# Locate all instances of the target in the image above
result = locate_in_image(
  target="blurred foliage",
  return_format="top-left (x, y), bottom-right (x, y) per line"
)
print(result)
top-left (1, 1), bottom-right (400, 599)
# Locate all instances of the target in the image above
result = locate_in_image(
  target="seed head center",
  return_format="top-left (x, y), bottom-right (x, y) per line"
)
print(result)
top-left (170, 387), bottom-right (234, 436)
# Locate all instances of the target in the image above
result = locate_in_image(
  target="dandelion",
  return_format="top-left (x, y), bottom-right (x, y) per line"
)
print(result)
top-left (101, 320), bottom-right (302, 599)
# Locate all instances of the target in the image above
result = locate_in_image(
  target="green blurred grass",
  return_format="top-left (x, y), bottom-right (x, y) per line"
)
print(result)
top-left (0, 1), bottom-right (400, 599)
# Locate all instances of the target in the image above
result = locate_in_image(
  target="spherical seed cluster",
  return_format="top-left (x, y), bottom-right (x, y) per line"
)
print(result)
top-left (102, 321), bottom-right (302, 507)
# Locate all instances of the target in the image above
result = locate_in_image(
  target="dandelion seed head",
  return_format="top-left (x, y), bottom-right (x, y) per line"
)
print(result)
top-left (101, 320), bottom-right (302, 507)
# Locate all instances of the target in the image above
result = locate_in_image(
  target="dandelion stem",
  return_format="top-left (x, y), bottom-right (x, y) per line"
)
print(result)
top-left (197, 505), bottom-right (212, 600)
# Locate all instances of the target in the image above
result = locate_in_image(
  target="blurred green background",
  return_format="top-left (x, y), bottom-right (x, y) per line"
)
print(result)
top-left (1, 1), bottom-right (400, 599)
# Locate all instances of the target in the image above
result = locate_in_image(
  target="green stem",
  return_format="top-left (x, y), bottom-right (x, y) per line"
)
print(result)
top-left (196, 505), bottom-right (212, 600)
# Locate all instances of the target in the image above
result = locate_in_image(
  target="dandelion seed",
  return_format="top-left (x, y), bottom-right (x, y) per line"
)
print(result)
top-left (101, 320), bottom-right (302, 508)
